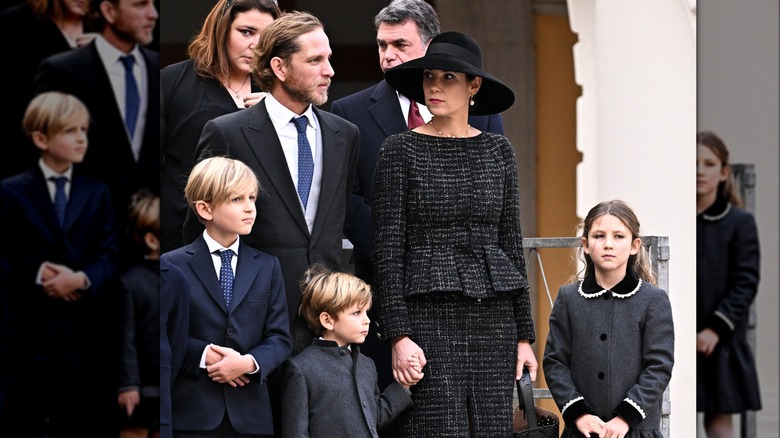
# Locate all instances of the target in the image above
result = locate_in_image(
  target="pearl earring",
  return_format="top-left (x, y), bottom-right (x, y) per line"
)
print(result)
top-left (469, 95), bottom-right (475, 106)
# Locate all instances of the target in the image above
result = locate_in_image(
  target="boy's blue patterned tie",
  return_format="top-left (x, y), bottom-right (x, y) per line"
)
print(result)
top-left (51, 176), bottom-right (67, 227)
top-left (219, 250), bottom-right (234, 309)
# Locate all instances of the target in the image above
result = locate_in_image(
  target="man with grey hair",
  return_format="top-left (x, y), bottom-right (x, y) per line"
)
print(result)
top-left (331, 1), bottom-right (504, 435)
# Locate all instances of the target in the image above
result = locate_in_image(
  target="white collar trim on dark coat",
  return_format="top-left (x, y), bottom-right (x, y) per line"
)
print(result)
top-left (578, 273), bottom-right (642, 299)
top-left (700, 195), bottom-right (731, 221)
top-left (702, 202), bottom-right (731, 221)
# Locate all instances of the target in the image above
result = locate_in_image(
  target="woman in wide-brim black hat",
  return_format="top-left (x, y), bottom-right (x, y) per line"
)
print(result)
top-left (384, 31), bottom-right (515, 119)
top-left (372, 31), bottom-right (538, 436)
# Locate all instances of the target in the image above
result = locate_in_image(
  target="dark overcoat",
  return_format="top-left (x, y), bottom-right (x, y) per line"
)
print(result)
top-left (280, 339), bottom-right (412, 437)
top-left (696, 196), bottom-right (761, 412)
top-left (544, 274), bottom-right (674, 437)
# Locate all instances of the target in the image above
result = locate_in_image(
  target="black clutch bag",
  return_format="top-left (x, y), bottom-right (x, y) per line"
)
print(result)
top-left (513, 367), bottom-right (560, 438)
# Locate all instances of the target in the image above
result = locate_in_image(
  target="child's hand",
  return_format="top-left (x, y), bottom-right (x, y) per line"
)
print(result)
top-left (408, 353), bottom-right (423, 374)
top-left (697, 328), bottom-right (720, 357)
top-left (391, 337), bottom-right (426, 386)
top-left (41, 263), bottom-right (82, 301)
top-left (204, 344), bottom-right (224, 366)
top-left (207, 344), bottom-right (252, 387)
top-left (574, 413), bottom-right (605, 437)
top-left (117, 389), bottom-right (140, 416)
top-left (40, 262), bottom-right (59, 281)
top-left (400, 353), bottom-right (424, 387)
top-left (598, 416), bottom-right (628, 438)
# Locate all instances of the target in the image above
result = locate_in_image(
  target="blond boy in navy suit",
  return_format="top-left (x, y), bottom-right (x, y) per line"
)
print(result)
top-left (0, 91), bottom-right (119, 435)
top-left (162, 156), bottom-right (291, 437)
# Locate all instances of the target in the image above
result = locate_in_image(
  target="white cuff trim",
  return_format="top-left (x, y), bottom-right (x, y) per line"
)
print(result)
top-left (625, 397), bottom-right (646, 419)
top-left (561, 396), bottom-right (584, 414)
top-left (714, 310), bottom-right (735, 331)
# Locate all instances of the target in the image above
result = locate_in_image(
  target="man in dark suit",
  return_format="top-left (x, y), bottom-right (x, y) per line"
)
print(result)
top-left (182, 13), bottom-right (358, 436)
top-left (329, 0), bottom-right (505, 399)
top-left (33, 0), bottom-right (160, 268)
top-left (183, 11), bottom-right (359, 357)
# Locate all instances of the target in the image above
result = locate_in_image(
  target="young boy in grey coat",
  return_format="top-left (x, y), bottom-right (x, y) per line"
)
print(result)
top-left (280, 264), bottom-right (419, 437)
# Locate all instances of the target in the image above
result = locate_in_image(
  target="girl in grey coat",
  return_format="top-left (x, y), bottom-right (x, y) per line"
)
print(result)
top-left (544, 200), bottom-right (674, 438)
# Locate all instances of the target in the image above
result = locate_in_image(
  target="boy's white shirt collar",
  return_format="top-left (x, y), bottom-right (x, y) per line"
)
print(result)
top-left (38, 159), bottom-right (73, 180)
top-left (202, 230), bottom-right (240, 254)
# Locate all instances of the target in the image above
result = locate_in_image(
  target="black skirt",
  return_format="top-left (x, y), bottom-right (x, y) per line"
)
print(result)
top-left (696, 337), bottom-right (761, 413)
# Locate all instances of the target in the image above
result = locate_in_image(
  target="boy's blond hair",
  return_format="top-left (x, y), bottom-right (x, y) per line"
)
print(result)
top-left (22, 91), bottom-right (90, 139)
top-left (298, 264), bottom-right (372, 336)
top-left (184, 156), bottom-right (260, 223)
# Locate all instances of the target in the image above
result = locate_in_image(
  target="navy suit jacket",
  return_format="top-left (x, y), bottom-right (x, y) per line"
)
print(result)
top-left (331, 80), bottom-right (504, 283)
top-left (161, 237), bottom-right (292, 435)
top-left (182, 99), bottom-right (360, 353)
top-left (0, 168), bottom-right (119, 364)
top-left (159, 258), bottom-right (189, 438)
top-left (33, 40), bottom-right (160, 250)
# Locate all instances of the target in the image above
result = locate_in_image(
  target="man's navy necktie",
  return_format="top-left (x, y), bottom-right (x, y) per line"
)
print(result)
top-left (120, 55), bottom-right (140, 140)
top-left (51, 176), bottom-right (67, 228)
top-left (293, 116), bottom-right (314, 210)
top-left (219, 250), bottom-right (234, 309)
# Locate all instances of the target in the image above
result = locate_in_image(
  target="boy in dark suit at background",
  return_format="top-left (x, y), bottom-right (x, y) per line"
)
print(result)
top-left (33, 0), bottom-right (160, 269)
top-left (0, 91), bottom-right (119, 435)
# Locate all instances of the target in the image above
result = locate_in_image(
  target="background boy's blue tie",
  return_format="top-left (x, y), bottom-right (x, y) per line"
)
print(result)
top-left (219, 250), bottom-right (234, 309)
top-left (51, 176), bottom-right (67, 227)
top-left (293, 116), bottom-right (313, 210)
top-left (120, 55), bottom-right (140, 140)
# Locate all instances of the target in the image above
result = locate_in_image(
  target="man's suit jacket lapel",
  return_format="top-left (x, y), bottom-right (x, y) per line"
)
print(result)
top-left (309, 106), bottom-right (350, 244)
top-left (188, 238), bottom-right (229, 314)
top-left (369, 80), bottom-right (408, 139)
top-left (84, 43), bottom-right (130, 149)
top-left (243, 101), bottom-right (310, 237)
top-left (139, 47), bottom-right (160, 181)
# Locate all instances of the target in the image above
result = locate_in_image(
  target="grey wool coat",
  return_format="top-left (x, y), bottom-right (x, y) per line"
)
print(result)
top-left (543, 272), bottom-right (674, 438)
top-left (280, 339), bottom-right (413, 437)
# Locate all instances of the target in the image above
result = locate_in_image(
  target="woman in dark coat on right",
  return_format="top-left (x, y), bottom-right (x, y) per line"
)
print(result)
top-left (696, 130), bottom-right (762, 438)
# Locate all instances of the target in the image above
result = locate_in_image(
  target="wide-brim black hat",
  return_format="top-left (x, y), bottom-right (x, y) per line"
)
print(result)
top-left (384, 31), bottom-right (515, 116)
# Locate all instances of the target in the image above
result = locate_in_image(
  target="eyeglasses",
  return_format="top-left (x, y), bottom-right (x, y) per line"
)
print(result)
top-left (223, 0), bottom-right (279, 15)
top-left (222, 0), bottom-right (235, 15)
